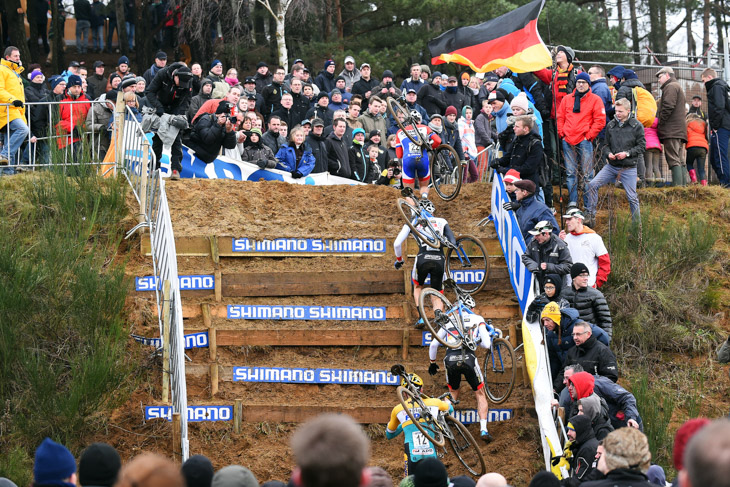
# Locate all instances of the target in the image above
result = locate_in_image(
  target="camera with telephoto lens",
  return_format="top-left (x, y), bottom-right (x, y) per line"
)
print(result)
top-left (388, 160), bottom-right (401, 176)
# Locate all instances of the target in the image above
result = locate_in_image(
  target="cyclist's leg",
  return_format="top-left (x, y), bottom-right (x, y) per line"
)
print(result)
top-left (464, 355), bottom-right (491, 436)
top-left (417, 151), bottom-right (431, 198)
top-left (427, 256), bottom-right (445, 312)
top-left (402, 156), bottom-right (418, 189)
top-left (444, 359), bottom-right (462, 401)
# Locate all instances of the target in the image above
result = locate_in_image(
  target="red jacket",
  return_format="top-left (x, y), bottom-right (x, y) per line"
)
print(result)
top-left (56, 93), bottom-right (91, 149)
top-left (556, 90), bottom-right (606, 146)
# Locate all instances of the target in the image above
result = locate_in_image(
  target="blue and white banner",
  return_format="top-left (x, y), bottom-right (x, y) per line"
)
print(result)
top-left (231, 238), bottom-right (386, 254)
top-left (131, 331), bottom-right (209, 349)
top-left (135, 275), bottom-right (215, 291)
top-left (227, 305), bottom-right (386, 321)
top-left (151, 139), bottom-right (362, 186)
top-left (145, 405), bottom-right (232, 422)
top-left (424, 269), bottom-right (485, 286)
top-left (454, 409), bottom-right (513, 424)
top-left (233, 367), bottom-right (398, 385)
top-left (489, 173), bottom-right (534, 313)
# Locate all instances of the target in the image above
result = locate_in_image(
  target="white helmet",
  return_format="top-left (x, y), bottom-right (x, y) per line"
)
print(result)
top-left (410, 110), bottom-right (422, 123)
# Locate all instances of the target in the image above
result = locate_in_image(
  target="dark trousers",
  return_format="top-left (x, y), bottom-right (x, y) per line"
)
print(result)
top-left (152, 132), bottom-right (183, 173)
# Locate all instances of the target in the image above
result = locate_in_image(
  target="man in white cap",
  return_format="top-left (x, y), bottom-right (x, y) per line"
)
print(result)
top-left (338, 55), bottom-right (361, 91)
top-left (559, 206), bottom-right (610, 288)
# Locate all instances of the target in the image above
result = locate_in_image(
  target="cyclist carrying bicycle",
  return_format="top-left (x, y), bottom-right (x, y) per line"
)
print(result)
top-left (393, 197), bottom-right (457, 329)
top-left (395, 110), bottom-right (442, 200)
top-left (428, 310), bottom-right (494, 442)
top-left (386, 373), bottom-right (453, 477)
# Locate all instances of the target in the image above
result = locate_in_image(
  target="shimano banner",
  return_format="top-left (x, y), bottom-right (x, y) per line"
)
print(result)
top-left (232, 238), bottom-right (386, 254)
top-left (227, 305), bottom-right (386, 321)
top-left (233, 367), bottom-right (398, 385)
top-left (131, 331), bottom-right (209, 350)
top-left (453, 409), bottom-right (513, 424)
top-left (145, 405), bottom-right (232, 422)
top-left (136, 275), bottom-right (214, 291)
top-left (489, 173), bottom-right (534, 313)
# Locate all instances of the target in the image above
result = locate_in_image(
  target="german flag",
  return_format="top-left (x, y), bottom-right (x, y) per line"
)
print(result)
top-left (428, 0), bottom-right (551, 73)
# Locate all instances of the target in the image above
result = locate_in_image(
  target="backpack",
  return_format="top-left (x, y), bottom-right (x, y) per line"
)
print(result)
top-left (631, 86), bottom-right (657, 127)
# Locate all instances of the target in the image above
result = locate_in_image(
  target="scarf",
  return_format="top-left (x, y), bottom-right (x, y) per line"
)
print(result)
top-left (428, 121), bottom-right (443, 134)
top-left (573, 88), bottom-right (589, 113)
top-left (294, 143), bottom-right (304, 165)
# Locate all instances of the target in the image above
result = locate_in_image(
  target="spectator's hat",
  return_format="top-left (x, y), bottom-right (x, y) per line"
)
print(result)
top-left (575, 72), bottom-right (591, 84)
top-left (447, 75), bottom-right (457, 82)
top-left (673, 418), bottom-right (711, 470)
top-left (256, 61), bottom-right (268, 69)
top-left (30, 69), bottom-right (44, 81)
top-left (606, 66), bottom-right (625, 79)
top-left (352, 127), bottom-right (366, 138)
top-left (647, 466), bottom-right (666, 486)
top-left (216, 101), bottom-right (232, 114)
top-left (155, 51), bottom-right (167, 60)
top-left (449, 476), bottom-right (475, 487)
top-left (528, 220), bottom-right (553, 236)
top-left (108, 73), bottom-right (121, 85)
top-left (173, 66), bottom-right (193, 88)
top-left (360, 62), bottom-right (370, 70)
top-left (528, 472), bottom-right (560, 487)
top-left (250, 128), bottom-right (262, 137)
top-left (432, 71), bottom-right (442, 78)
top-left (563, 207), bottom-right (585, 220)
top-left (369, 129), bottom-right (381, 138)
top-left (570, 262), bottom-right (590, 279)
top-left (117, 56), bottom-right (129, 66)
top-left (555, 45), bottom-right (575, 64)
top-left (135, 76), bottom-right (145, 84)
top-left (622, 69), bottom-right (638, 80)
top-left (413, 457), bottom-right (448, 487)
top-left (0, 479), bottom-right (18, 487)
top-left (211, 466), bottom-right (258, 487)
top-left (211, 59), bottom-right (222, 69)
top-left (246, 93), bottom-right (257, 100)
top-left (430, 113), bottom-right (443, 121)
top-left (692, 94), bottom-right (702, 100)
top-left (460, 72), bottom-right (470, 82)
top-left (484, 72), bottom-right (499, 83)
top-left (503, 169), bottom-right (521, 183)
top-left (420, 64), bottom-right (431, 76)
top-left (444, 105), bottom-right (458, 117)
top-left (79, 443), bottom-right (122, 487)
top-left (293, 59), bottom-right (304, 65)
top-left (93, 60), bottom-right (105, 68)
top-left (324, 59), bottom-right (336, 69)
top-left (406, 88), bottom-right (417, 94)
top-left (510, 93), bottom-right (529, 112)
top-left (301, 119), bottom-right (312, 126)
top-left (244, 76), bottom-right (256, 84)
top-left (68, 75), bottom-right (83, 87)
top-left (121, 75), bottom-right (137, 90)
top-left (344, 55), bottom-right (355, 65)
top-left (331, 88), bottom-right (342, 96)
top-left (181, 455), bottom-right (214, 487)
top-left (513, 179), bottom-right (535, 193)
top-left (656, 66), bottom-right (674, 77)
top-left (310, 118), bottom-right (324, 127)
top-left (34, 438), bottom-right (76, 485)
top-left (316, 92), bottom-right (329, 102)
top-left (302, 67), bottom-right (310, 73)
top-left (488, 90), bottom-right (506, 103)
top-left (382, 70), bottom-right (394, 79)
top-left (601, 428), bottom-right (651, 473)
top-left (441, 73), bottom-right (449, 81)
top-left (69, 60), bottom-right (81, 68)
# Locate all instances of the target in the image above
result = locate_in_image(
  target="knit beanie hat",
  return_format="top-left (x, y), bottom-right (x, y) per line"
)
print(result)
top-left (118, 56), bottom-right (129, 66)
top-left (510, 93), bottom-right (529, 112)
top-left (30, 69), bottom-right (44, 81)
top-left (602, 427), bottom-right (652, 473)
top-left (622, 69), bottom-right (638, 80)
top-left (570, 262), bottom-right (590, 279)
top-left (250, 128), bottom-right (262, 137)
top-left (34, 438), bottom-right (77, 485)
top-left (673, 418), bottom-right (711, 469)
top-left (181, 455), bottom-right (214, 487)
top-left (540, 302), bottom-right (561, 326)
top-left (382, 70), bottom-right (394, 79)
top-left (79, 443), bottom-right (121, 487)
top-left (445, 105), bottom-right (457, 117)
top-left (211, 60), bottom-right (222, 69)
top-left (413, 458), bottom-right (448, 487)
top-left (67, 75), bottom-right (83, 87)
top-left (575, 72), bottom-right (591, 84)
top-left (556, 45), bottom-right (574, 64)
top-left (528, 471), bottom-right (560, 487)
top-left (50, 75), bottom-right (66, 90)
top-left (211, 466), bottom-right (258, 487)
top-left (324, 60), bottom-right (335, 69)
top-left (647, 465), bottom-right (666, 486)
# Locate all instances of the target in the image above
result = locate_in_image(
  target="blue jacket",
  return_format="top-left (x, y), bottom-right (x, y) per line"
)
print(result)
top-left (515, 194), bottom-right (559, 244)
top-left (590, 78), bottom-right (612, 137)
top-left (493, 101), bottom-right (511, 134)
top-left (546, 307), bottom-right (611, 363)
top-left (275, 143), bottom-right (316, 176)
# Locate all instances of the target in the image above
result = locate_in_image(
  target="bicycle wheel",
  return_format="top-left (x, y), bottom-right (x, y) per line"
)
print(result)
top-left (429, 144), bottom-right (463, 201)
top-left (397, 198), bottom-right (441, 249)
top-left (387, 97), bottom-right (426, 146)
top-left (418, 288), bottom-right (462, 349)
top-left (445, 415), bottom-right (486, 476)
top-left (445, 235), bottom-right (490, 295)
top-left (397, 386), bottom-right (446, 448)
top-left (484, 338), bottom-right (516, 404)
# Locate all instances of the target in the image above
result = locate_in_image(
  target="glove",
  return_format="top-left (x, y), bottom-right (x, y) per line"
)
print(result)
top-left (428, 363), bottom-right (439, 376)
top-left (489, 160), bottom-right (500, 169)
top-left (11, 99), bottom-right (23, 108)
top-left (291, 170), bottom-right (303, 179)
top-left (503, 201), bottom-right (521, 211)
top-left (394, 259), bottom-right (404, 270)
top-left (257, 159), bottom-right (267, 169)
top-left (171, 116), bottom-right (187, 130)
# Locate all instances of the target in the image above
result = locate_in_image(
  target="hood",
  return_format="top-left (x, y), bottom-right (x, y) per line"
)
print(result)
top-left (0, 58), bottom-right (24, 74)
top-left (568, 371), bottom-right (595, 400)
top-left (705, 77), bottom-right (728, 92)
top-left (199, 78), bottom-right (214, 95)
top-left (560, 306), bottom-right (580, 329)
top-left (568, 414), bottom-right (596, 445)
top-left (621, 78), bottom-right (644, 89)
top-left (578, 393), bottom-right (602, 422)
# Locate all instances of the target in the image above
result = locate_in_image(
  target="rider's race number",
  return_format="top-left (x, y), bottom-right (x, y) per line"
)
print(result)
top-left (411, 431), bottom-right (435, 457)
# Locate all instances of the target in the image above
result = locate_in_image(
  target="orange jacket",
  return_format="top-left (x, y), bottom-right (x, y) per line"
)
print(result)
top-left (557, 90), bottom-right (606, 145)
top-left (56, 94), bottom-right (91, 149)
top-left (686, 118), bottom-right (708, 150)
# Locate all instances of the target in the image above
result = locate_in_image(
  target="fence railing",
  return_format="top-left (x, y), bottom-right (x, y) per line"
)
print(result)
top-left (115, 101), bottom-right (189, 461)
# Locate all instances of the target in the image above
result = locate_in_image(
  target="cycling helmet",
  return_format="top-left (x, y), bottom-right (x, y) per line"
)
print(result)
top-left (402, 373), bottom-right (424, 389)
top-left (410, 110), bottom-right (422, 123)
top-left (420, 198), bottom-right (435, 214)
top-left (462, 294), bottom-right (476, 309)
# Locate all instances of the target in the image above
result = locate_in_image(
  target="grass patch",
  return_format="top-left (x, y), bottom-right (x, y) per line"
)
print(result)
top-left (0, 164), bottom-right (134, 484)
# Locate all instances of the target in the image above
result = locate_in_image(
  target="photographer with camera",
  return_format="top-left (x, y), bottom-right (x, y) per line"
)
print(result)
top-left (374, 70), bottom-right (401, 99)
top-left (377, 157), bottom-right (402, 187)
top-left (187, 101), bottom-right (238, 164)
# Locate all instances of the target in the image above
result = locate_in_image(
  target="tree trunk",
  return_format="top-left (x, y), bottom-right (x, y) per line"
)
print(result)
top-left (334, 0), bottom-right (343, 39)
top-left (274, 2), bottom-right (288, 69)
top-left (703, 0), bottom-right (711, 62)
top-left (5, 0), bottom-right (32, 65)
top-left (685, 0), bottom-right (696, 61)
top-left (323, 0), bottom-right (331, 41)
top-left (50, 0), bottom-right (65, 74)
top-left (137, 0), bottom-right (154, 73)
top-left (628, 0), bottom-right (640, 64)
top-left (714, 0), bottom-right (725, 57)
top-left (26, 1), bottom-right (42, 63)
top-left (115, 0), bottom-right (129, 55)
top-left (617, 0), bottom-right (624, 39)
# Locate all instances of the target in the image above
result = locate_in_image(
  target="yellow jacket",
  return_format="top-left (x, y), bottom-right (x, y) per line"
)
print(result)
top-left (0, 58), bottom-right (26, 130)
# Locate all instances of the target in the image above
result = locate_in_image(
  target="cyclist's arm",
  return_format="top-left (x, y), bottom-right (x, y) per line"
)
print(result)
top-left (386, 406), bottom-right (403, 438)
top-left (394, 224), bottom-right (411, 261)
top-left (429, 329), bottom-right (447, 361)
top-left (385, 423), bottom-right (402, 440)
top-left (429, 132), bottom-right (442, 149)
top-left (476, 323), bottom-right (491, 349)
top-left (443, 224), bottom-right (457, 247)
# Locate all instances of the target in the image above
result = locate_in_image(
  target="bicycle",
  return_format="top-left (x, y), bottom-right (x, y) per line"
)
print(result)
top-left (391, 364), bottom-right (486, 476)
top-left (418, 279), bottom-right (516, 404)
top-left (396, 187), bottom-right (489, 294)
top-left (386, 96), bottom-right (463, 201)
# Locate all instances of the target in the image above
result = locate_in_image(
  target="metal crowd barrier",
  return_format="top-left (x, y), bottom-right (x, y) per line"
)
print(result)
top-left (476, 144), bottom-right (497, 182)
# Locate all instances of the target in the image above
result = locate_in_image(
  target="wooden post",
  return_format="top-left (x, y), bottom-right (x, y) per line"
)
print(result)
top-left (402, 266), bottom-right (411, 298)
top-left (172, 412), bottom-right (181, 460)
top-left (401, 329), bottom-right (409, 360)
top-left (114, 90), bottom-right (125, 168)
top-left (161, 280), bottom-right (172, 403)
top-left (210, 363), bottom-right (218, 397)
top-left (402, 302), bottom-right (412, 324)
top-left (234, 399), bottom-right (242, 434)
top-left (202, 303), bottom-right (216, 360)
top-left (210, 235), bottom-right (220, 267)
top-left (521, 360), bottom-right (530, 387)
top-left (508, 323), bottom-right (517, 349)
top-left (138, 141), bottom-right (150, 225)
top-left (215, 269), bottom-right (222, 302)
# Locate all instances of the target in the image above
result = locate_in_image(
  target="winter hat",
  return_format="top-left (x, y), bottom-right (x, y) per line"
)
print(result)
top-left (413, 457), bottom-right (448, 487)
top-left (250, 128), bottom-right (262, 137)
top-left (108, 73), bottom-right (121, 85)
top-left (602, 427), bottom-right (652, 473)
top-left (34, 438), bottom-right (77, 485)
top-left (420, 64), bottom-right (431, 76)
top-left (335, 75), bottom-right (346, 83)
top-left (527, 471), bottom-right (560, 487)
top-left (121, 75), bottom-right (137, 90)
top-left (606, 66), bottom-right (625, 80)
top-left (503, 169), bottom-right (521, 183)
top-left (256, 61), bottom-right (268, 69)
top-left (211, 59), bottom-right (222, 69)
top-left (510, 93), bottom-right (529, 112)
top-left (528, 220), bottom-right (554, 236)
top-left (484, 73), bottom-right (499, 83)
top-left (324, 59), bottom-right (335, 69)
top-left (316, 92), bottom-right (329, 102)
top-left (367, 467), bottom-right (393, 487)
top-left (352, 128), bottom-right (366, 138)
top-left (244, 76), bottom-right (256, 84)
top-left (543, 274), bottom-right (563, 294)
top-left (30, 69), bottom-right (44, 81)
top-left (211, 466), bottom-right (258, 487)
top-left (570, 262), bottom-right (590, 279)
top-left (78, 443), bottom-right (122, 487)
top-left (622, 69), bottom-right (638, 80)
top-left (67, 74), bottom-right (83, 87)
top-left (432, 71), bottom-right (442, 78)
top-left (647, 465), bottom-right (666, 486)
top-left (330, 88), bottom-right (342, 96)
top-left (117, 56), bottom-right (129, 66)
top-left (382, 70), bottom-right (394, 79)
top-left (181, 455), bottom-right (214, 487)
top-left (488, 90), bottom-right (506, 103)
top-left (135, 76), bottom-right (145, 84)
top-left (444, 105), bottom-right (458, 117)
top-left (344, 55), bottom-right (356, 65)
top-left (460, 72), bottom-right (470, 82)
top-left (312, 118), bottom-right (325, 127)
top-left (369, 129), bottom-right (381, 138)
top-left (673, 418), bottom-right (711, 470)
top-left (540, 301), bottom-right (561, 326)
top-left (216, 101), bottom-right (232, 114)
top-left (513, 179), bottom-right (536, 193)
top-left (555, 45), bottom-right (574, 64)
top-left (449, 477), bottom-right (475, 487)
top-left (575, 72), bottom-right (591, 84)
